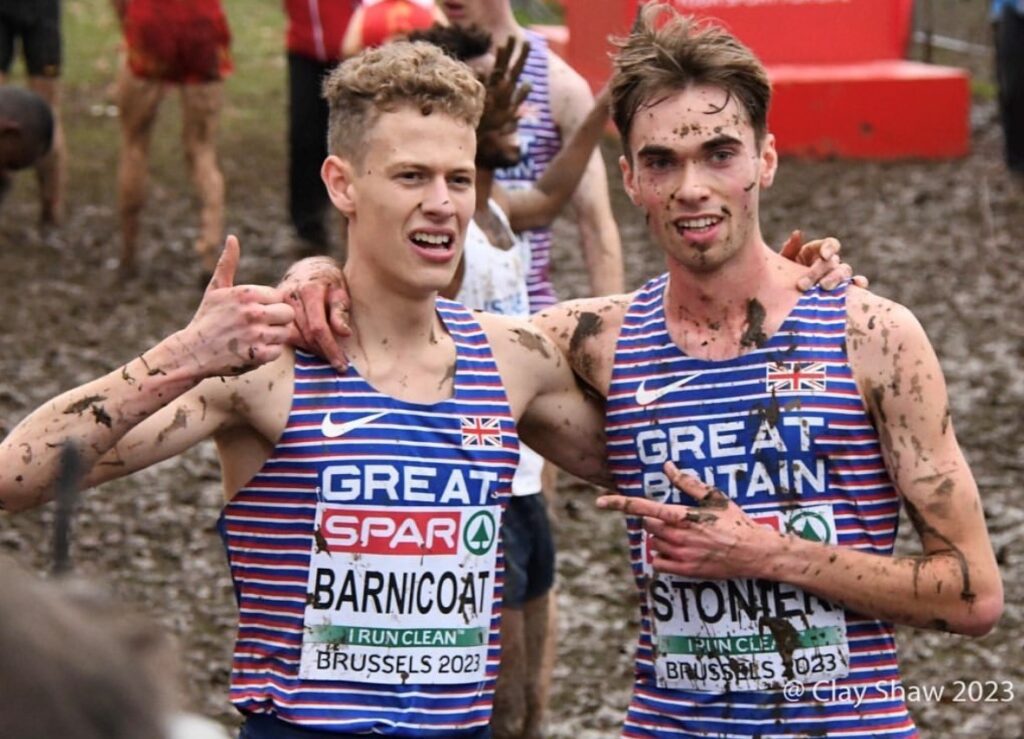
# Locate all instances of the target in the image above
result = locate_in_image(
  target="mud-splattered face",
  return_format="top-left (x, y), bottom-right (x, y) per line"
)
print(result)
top-left (619, 84), bottom-right (777, 273)
top-left (341, 107), bottom-right (477, 295)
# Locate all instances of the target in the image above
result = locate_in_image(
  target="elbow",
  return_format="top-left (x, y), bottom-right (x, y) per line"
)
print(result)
top-left (952, 580), bottom-right (1004, 637)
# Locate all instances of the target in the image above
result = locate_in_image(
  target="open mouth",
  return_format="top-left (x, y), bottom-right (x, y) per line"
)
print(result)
top-left (410, 231), bottom-right (454, 250)
top-left (674, 215), bottom-right (724, 234)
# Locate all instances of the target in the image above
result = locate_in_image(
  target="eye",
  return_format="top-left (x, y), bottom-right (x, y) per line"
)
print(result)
top-left (396, 170), bottom-right (425, 183)
top-left (448, 173), bottom-right (474, 189)
top-left (708, 147), bottom-right (737, 165)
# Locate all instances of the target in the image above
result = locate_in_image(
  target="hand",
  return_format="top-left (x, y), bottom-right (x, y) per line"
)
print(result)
top-left (779, 230), bottom-right (869, 291)
top-left (476, 36), bottom-right (531, 142)
top-left (179, 236), bottom-right (295, 378)
top-left (596, 461), bottom-right (777, 580)
top-left (279, 257), bottom-right (351, 371)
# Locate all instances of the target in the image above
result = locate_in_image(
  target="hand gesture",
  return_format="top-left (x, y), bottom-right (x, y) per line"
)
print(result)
top-left (279, 257), bottom-right (351, 371)
top-left (181, 236), bottom-right (295, 378)
top-left (779, 230), bottom-right (870, 291)
top-left (597, 462), bottom-right (780, 580)
top-left (476, 36), bottom-right (532, 142)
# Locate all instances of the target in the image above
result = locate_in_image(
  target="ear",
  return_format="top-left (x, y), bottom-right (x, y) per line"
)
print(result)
top-left (619, 154), bottom-right (640, 206)
top-left (321, 154), bottom-right (357, 217)
top-left (758, 133), bottom-right (778, 190)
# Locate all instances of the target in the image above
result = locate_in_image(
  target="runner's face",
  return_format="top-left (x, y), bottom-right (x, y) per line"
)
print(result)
top-left (346, 108), bottom-right (477, 294)
top-left (620, 85), bottom-right (776, 273)
top-left (439, 0), bottom-right (506, 31)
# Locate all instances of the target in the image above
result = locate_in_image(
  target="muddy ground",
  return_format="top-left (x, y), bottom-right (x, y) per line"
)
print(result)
top-left (1, 75), bottom-right (1022, 739)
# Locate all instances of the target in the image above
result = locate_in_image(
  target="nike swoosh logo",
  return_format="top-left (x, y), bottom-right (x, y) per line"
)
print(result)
top-left (321, 411), bottom-right (388, 439)
top-left (635, 373), bottom-right (702, 406)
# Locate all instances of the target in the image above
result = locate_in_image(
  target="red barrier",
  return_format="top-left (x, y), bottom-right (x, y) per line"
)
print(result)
top-left (547, 0), bottom-right (969, 159)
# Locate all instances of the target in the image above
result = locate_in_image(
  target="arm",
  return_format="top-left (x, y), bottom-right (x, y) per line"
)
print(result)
top-left (597, 289), bottom-right (1003, 636)
top-left (504, 87), bottom-right (611, 233)
top-left (340, 7), bottom-right (365, 58)
top-left (480, 313), bottom-right (612, 488)
top-left (0, 239), bottom-right (294, 512)
top-left (547, 55), bottom-right (623, 296)
top-left (530, 294), bottom-right (632, 397)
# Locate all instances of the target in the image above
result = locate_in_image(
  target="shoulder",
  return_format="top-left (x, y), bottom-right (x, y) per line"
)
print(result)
top-left (544, 51), bottom-right (595, 129)
top-left (532, 294), bottom-right (634, 396)
top-left (845, 286), bottom-right (927, 354)
top-left (844, 286), bottom-right (938, 396)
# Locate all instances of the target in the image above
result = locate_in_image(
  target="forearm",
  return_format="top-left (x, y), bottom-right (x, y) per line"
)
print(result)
top-left (762, 535), bottom-right (1002, 636)
top-left (577, 200), bottom-right (624, 295)
top-left (0, 335), bottom-right (203, 512)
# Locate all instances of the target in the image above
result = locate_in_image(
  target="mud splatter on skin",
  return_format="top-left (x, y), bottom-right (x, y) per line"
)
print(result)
top-left (91, 405), bottom-right (112, 428)
top-left (63, 395), bottom-right (107, 415)
top-left (438, 362), bottom-right (456, 391)
top-left (568, 312), bottom-right (603, 379)
top-left (510, 328), bottom-right (551, 358)
top-left (739, 299), bottom-right (768, 348)
top-left (121, 366), bottom-right (136, 385)
top-left (138, 354), bottom-right (166, 376)
top-left (20, 443), bottom-right (32, 464)
top-left (156, 407), bottom-right (190, 444)
top-left (902, 496), bottom-right (976, 605)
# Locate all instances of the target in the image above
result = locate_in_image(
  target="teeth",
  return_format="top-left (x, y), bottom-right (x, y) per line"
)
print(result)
top-left (411, 232), bottom-right (451, 247)
top-left (677, 216), bottom-right (720, 230)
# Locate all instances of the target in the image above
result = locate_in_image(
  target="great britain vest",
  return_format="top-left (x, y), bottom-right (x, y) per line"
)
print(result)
top-left (220, 301), bottom-right (519, 735)
top-left (606, 276), bottom-right (917, 738)
top-left (494, 30), bottom-right (561, 312)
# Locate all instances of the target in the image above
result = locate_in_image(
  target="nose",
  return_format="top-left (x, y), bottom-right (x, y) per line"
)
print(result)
top-left (672, 162), bottom-right (711, 204)
top-left (421, 176), bottom-right (456, 219)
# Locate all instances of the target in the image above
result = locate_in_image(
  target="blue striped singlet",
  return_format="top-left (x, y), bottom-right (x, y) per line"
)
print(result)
top-left (494, 30), bottom-right (562, 313)
top-left (606, 276), bottom-right (917, 738)
top-left (220, 301), bottom-right (519, 735)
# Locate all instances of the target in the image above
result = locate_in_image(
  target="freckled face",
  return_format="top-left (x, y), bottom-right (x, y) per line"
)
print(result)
top-left (619, 85), bottom-right (777, 273)
top-left (346, 108), bottom-right (477, 295)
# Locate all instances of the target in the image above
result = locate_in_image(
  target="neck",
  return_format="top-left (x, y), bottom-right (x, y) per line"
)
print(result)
top-left (342, 257), bottom-right (442, 348)
top-left (485, 9), bottom-right (523, 46)
top-left (474, 168), bottom-right (495, 215)
top-left (663, 242), bottom-right (805, 356)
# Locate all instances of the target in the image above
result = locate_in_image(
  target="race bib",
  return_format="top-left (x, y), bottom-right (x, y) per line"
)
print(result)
top-left (647, 504), bottom-right (849, 691)
top-left (300, 504), bottom-right (500, 684)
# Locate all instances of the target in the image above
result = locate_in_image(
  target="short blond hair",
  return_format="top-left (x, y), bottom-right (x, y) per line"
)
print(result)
top-left (322, 41), bottom-right (485, 160)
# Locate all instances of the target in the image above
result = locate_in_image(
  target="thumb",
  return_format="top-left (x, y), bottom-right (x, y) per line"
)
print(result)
top-left (207, 235), bottom-right (240, 291)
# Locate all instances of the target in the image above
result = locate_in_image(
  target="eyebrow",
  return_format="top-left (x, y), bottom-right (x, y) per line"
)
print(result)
top-left (637, 133), bottom-right (743, 160)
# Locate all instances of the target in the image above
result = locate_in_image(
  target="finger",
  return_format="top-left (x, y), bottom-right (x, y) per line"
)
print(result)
top-left (663, 461), bottom-right (729, 508)
top-left (819, 236), bottom-right (840, 260)
top-left (510, 41), bottom-right (530, 84)
top-left (796, 255), bottom-right (831, 292)
top-left (208, 235), bottom-right (240, 291)
top-left (852, 273), bottom-right (870, 288)
top-left (778, 229), bottom-right (802, 260)
top-left (327, 286), bottom-right (353, 338)
top-left (596, 494), bottom-right (694, 526)
top-left (821, 261), bottom-right (852, 292)
top-left (511, 81), bottom-right (532, 110)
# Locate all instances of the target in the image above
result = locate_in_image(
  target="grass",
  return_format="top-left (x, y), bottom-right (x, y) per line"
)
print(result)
top-left (4, 0), bottom-right (289, 204)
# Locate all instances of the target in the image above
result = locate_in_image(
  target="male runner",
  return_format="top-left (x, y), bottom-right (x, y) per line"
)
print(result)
top-left (293, 5), bottom-right (1004, 736)
top-left (0, 85), bottom-right (54, 207)
top-left (0, 0), bottom-right (65, 225)
top-left (0, 41), bottom-right (608, 738)
top-left (112, 0), bottom-right (232, 277)
top-left (440, 0), bottom-right (623, 308)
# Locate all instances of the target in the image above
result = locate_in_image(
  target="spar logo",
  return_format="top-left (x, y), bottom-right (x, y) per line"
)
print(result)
top-left (785, 510), bottom-right (832, 543)
top-left (319, 508), bottom-right (461, 555)
top-left (462, 510), bottom-right (497, 555)
top-left (753, 508), bottom-right (834, 544)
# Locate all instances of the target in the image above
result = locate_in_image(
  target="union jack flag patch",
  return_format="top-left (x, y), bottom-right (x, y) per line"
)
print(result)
top-left (766, 362), bottom-right (828, 394)
top-left (460, 416), bottom-right (504, 448)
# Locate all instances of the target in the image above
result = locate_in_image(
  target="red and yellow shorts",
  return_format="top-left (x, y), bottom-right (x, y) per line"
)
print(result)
top-left (123, 0), bottom-right (232, 84)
